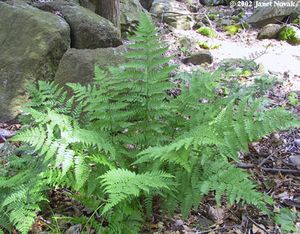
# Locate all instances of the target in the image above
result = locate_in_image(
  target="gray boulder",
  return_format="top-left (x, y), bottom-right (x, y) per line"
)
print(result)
top-left (0, 1), bottom-right (70, 121)
top-left (200, 0), bottom-right (224, 6)
top-left (183, 51), bottom-right (213, 65)
top-left (247, 0), bottom-right (300, 27)
top-left (78, 0), bottom-right (96, 12)
top-left (78, 0), bottom-right (145, 35)
top-left (120, 0), bottom-right (145, 33)
top-left (33, 0), bottom-right (122, 49)
top-left (54, 46), bottom-right (127, 85)
top-left (150, 0), bottom-right (194, 30)
top-left (257, 24), bottom-right (282, 39)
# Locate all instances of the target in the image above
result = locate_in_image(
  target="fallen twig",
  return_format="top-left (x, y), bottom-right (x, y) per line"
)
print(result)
top-left (247, 215), bottom-right (270, 234)
top-left (236, 163), bottom-right (300, 174)
top-left (258, 145), bottom-right (286, 167)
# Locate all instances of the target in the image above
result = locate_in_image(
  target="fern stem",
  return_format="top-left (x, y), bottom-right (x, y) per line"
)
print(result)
top-left (82, 203), bottom-right (105, 233)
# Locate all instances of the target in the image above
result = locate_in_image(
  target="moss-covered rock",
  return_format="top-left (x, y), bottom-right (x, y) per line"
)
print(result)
top-left (0, 1), bottom-right (70, 121)
top-left (278, 26), bottom-right (300, 45)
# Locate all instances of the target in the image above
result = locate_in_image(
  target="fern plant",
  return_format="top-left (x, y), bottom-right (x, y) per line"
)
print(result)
top-left (1, 13), bottom-right (299, 234)
top-left (69, 13), bottom-right (176, 156)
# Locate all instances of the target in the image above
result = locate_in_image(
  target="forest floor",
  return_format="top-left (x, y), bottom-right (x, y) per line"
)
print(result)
top-left (1, 4), bottom-right (300, 234)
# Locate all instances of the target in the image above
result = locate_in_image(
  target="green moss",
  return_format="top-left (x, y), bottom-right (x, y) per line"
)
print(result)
top-left (278, 26), bottom-right (296, 40)
top-left (292, 18), bottom-right (300, 25)
top-left (231, 16), bottom-right (240, 23)
top-left (278, 26), bottom-right (300, 45)
top-left (197, 41), bottom-right (221, 50)
top-left (196, 27), bottom-right (217, 38)
top-left (224, 25), bottom-right (241, 36)
top-left (238, 12), bottom-right (244, 18)
top-left (241, 22), bottom-right (250, 29)
top-left (288, 92), bottom-right (299, 106)
top-left (240, 69), bottom-right (252, 77)
top-left (208, 13), bottom-right (216, 21)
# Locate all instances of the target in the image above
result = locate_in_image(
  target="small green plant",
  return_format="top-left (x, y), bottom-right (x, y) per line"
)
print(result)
top-left (197, 41), bottom-right (221, 49)
top-left (238, 12), bottom-right (244, 18)
top-left (274, 208), bottom-right (300, 233)
top-left (178, 37), bottom-right (191, 55)
top-left (240, 69), bottom-right (252, 77)
top-left (292, 17), bottom-right (300, 25)
top-left (1, 13), bottom-right (299, 234)
top-left (208, 13), bottom-right (217, 20)
top-left (288, 92), bottom-right (299, 106)
top-left (278, 26), bottom-right (296, 41)
top-left (278, 26), bottom-right (300, 45)
top-left (196, 26), bottom-right (217, 38)
top-left (224, 25), bottom-right (241, 35)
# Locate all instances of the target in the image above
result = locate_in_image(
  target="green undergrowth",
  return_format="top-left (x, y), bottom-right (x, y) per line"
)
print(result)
top-left (196, 26), bottom-right (217, 38)
top-left (1, 13), bottom-right (300, 233)
top-left (197, 41), bottom-right (221, 49)
top-left (278, 25), bottom-right (300, 45)
top-left (224, 25), bottom-right (241, 35)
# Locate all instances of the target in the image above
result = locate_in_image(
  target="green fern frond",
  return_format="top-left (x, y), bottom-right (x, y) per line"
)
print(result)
top-left (72, 129), bottom-right (116, 158)
top-left (200, 160), bottom-right (272, 212)
top-left (100, 168), bottom-right (173, 214)
top-left (74, 154), bottom-right (90, 190)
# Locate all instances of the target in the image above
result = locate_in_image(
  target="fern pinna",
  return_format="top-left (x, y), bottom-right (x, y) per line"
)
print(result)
top-left (1, 13), bottom-right (299, 233)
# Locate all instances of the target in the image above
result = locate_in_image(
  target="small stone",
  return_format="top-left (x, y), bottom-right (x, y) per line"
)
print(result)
top-left (175, 219), bottom-right (184, 227)
top-left (295, 138), bottom-right (300, 147)
top-left (65, 224), bottom-right (82, 234)
top-left (182, 51), bottom-right (213, 65)
top-left (257, 24), bottom-right (282, 39)
top-left (289, 155), bottom-right (300, 167)
top-left (199, 0), bottom-right (223, 6)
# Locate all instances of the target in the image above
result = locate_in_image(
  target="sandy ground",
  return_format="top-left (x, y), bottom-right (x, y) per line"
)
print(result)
top-left (161, 25), bottom-right (300, 95)
top-left (172, 28), bottom-right (300, 74)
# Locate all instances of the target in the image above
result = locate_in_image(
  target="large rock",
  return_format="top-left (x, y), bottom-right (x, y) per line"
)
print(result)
top-left (120, 0), bottom-right (145, 34)
top-left (247, 0), bottom-right (300, 27)
top-left (33, 0), bottom-right (122, 49)
top-left (150, 0), bottom-right (194, 30)
top-left (78, 0), bottom-right (144, 35)
top-left (54, 46), bottom-right (126, 85)
top-left (257, 24), bottom-right (282, 39)
top-left (0, 1), bottom-right (70, 121)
